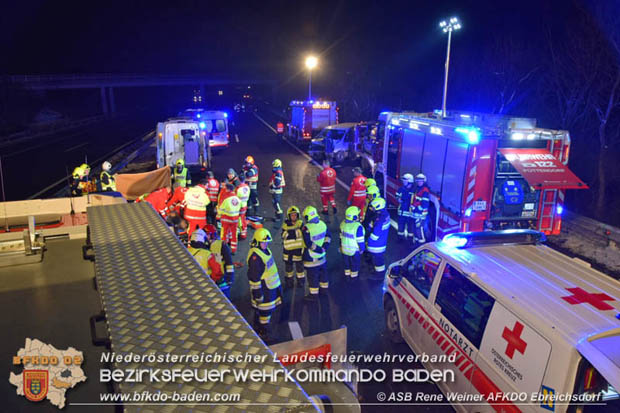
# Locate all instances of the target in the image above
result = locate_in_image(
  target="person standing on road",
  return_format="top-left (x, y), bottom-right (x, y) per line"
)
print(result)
top-left (411, 173), bottom-right (431, 246)
top-left (339, 206), bottom-right (365, 281)
top-left (225, 168), bottom-right (241, 187)
top-left (317, 160), bottom-right (338, 221)
top-left (183, 184), bottom-right (209, 238)
top-left (172, 159), bottom-right (191, 189)
top-left (235, 175), bottom-right (251, 240)
top-left (347, 167), bottom-right (367, 221)
top-left (217, 183), bottom-right (241, 254)
top-left (242, 156), bottom-right (260, 216)
top-left (247, 228), bottom-right (282, 340)
top-left (363, 184), bottom-right (381, 228)
top-left (281, 206), bottom-right (305, 288)
top-left (301, 206), bottom-right (331, 301)
top-left (100, 161), bottom-right (116, 192)
top-left (396, 173), bottom-right (414, 243)
top-left (366, 197), bottom-right (390, 280)
top-left (276, 121), bottom-right (285, 139)
top-left (269, 159), bottom-right (285, 223)
top-left (205, 171), bottom-right (220, 225)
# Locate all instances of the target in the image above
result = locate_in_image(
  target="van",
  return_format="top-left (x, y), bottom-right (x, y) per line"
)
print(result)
top-left (156, 118), bottom-right (211, 169)
top-left (383, 230), bottom-right (620, 412)
top-left (177, 109), bottom-right (230, 148)
top-left (309, 123), bottom-right (360, 163)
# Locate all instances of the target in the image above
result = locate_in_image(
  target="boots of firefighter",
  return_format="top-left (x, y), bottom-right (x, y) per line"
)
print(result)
top-left (304, 292), bottom-right (318, 301)
top-left (284, 267), bottom-right (295, 288)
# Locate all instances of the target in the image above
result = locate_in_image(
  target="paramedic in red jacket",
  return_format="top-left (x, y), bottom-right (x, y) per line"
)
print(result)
top-left (317, 159), bottom-right (338, 219)
top-left (347, 167), bottom-right (367, 221)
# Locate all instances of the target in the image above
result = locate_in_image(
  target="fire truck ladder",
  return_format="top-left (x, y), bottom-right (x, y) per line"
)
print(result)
top-left (539, 188), bottom-right (558, 233)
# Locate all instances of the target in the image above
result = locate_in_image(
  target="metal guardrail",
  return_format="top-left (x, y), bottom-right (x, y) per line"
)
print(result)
top-left (0, 115), bottom-right (107, 148)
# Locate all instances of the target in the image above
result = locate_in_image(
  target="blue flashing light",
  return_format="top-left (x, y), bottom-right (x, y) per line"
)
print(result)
top-left (442, 234), bottom-right (469, 248)
top-left (465, 207), bottom-right (472, 217)
top-left (196, 113), bottom-right (201, 118)
top-left (455, 127), bottom-right (481, 145)
top-left (223, 112), bottom-right (228, 118)
top-left (199, 121), bottom-right (206, 129)
top-left (380, 111), bottom-right (389, 115)
top-left (556, 205), bottom-right (563, 215)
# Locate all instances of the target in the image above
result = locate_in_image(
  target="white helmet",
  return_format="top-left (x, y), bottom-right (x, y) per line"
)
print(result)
top-left (401, 173), bottom-right (414, 184)
top-left (102, 161), bottom-right (112, 172)
top-left (415, 173), bottom-right (427, 183)
top-left (190, 229), bottom-right (207, 243)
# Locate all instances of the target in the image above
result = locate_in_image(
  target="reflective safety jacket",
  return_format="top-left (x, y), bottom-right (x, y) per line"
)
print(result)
top-left (243, 164), bottom-right (259, 190)
top-left (218, 195), bottom-right (241, 224)
top-left (100, 171), bottom-right (116, 191)
top-left (411, 185), bottom-right (430, 217)
top-left (339, 221), bottom-right (365, 256)
top-left (317, 167), bottom-right (337, 194)
top-left (236, 183), bottom-right (251, 211)
top-left (367, 209), bottom-right (390, 254)
top-left (301, 220), bottom-right (332, 267)
top-left (183, 186), bottom-right (209, 221)
top-left (347, 176), bottom-right (367, 202)
top-left (281, 219), bottom-right (303, 256)
top-left (247, 247), bottom-right (282, 311)
top-left (206, 178), bottom-right (220, 203)
top-left (396, 184), bottom-right (413, 217)
top-left (269, 168), bottom-right (285, 194)
top-left (209, 240), bottom-right (234, 284)
top-left (188, 242), bottom-right (222, 282)
top-left (173, 167), bottom-right (191, 188)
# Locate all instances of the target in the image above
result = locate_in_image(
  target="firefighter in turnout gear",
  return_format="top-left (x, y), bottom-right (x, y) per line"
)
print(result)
top-left (217, 183), bottom-right (241, 253)
top-left (204, 224), bottom-right (235, 298)
top-left (281, 206), bottom-right (304, 288)
top-left (339, 206), bottom-right (365, 281)
top-left (236, 174), bottom-right (251, 240)
top-left (247, 228), bottom-right (282, 340)
top-left (317, 160), bottom-right (338, 219)
top-left (269, 159), bottom-right (285, 222)
top-left (363, 184), bottom-right (381, 228)
top-left (183, 185), bottom-right (209, 238)
top-left (301, 206), bottom-right (332, 301)
top-left (188, 229), bottom-right (220, 281)
top-left (71, 163), bottom-right (91, 196)
top-left (347, 167), bottom-right (367, 221)
top-left (205, 171), bottom-right (220, 225)
top-left (172, 159), bottom-right (191, 189)
top-left (242, 155), bottom-right (260, 216)
top-left (100, 161), bottom-right (116, 192)
top-left (396, 173), bottom-right (414, 242)
top-left (411, 173), bottom-right (430, 245)
top-left (366, 197), bottom-right (390, 280)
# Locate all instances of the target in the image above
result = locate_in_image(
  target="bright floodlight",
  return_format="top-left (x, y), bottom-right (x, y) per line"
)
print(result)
top-left (440, 16), bottom-right (461, 32)
top-left (305, 56), bottom-right (318, 70)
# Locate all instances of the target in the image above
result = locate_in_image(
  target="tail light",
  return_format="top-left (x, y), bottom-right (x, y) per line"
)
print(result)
top-left (583, 367), bottom-right (603, 392)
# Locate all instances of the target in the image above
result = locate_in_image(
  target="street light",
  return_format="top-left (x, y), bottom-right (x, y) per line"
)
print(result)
top-left (305, 55), bottom-right (318, 100)
top-left (439, 17), bottom-right (461, 118)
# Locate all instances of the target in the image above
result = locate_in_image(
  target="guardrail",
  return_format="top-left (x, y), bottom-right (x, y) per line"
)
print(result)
top-left (560, 210), bottom-right (620, 249)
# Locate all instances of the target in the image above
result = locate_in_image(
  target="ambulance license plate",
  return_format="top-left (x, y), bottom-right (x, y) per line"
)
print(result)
top-left (473, 201), bottom-right (487, 211)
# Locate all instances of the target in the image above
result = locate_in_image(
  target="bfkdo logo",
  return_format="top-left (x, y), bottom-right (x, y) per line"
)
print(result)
top-left (24, 370), bottom-right (49, 402)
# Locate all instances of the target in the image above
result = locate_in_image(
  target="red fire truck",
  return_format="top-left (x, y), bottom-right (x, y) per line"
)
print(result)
top-left (286, 100), bottom-right (338, 144)
top-left (379, 111), bottom-right (588, 240)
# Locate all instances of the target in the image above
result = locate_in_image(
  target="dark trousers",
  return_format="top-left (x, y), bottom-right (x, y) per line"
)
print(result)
top-left (305, 263), bottom-right (328, 294)
top-left (397, 214), bottom-right (414, 238)
top-left (371, 252), bottom-right (386, 275)
top-left (248, 189), bottom-right (259, 214)
top-left (342, 252), bottom-right (361, 278)
top-left (206, 203), bottom-right (217, 225)
top-left (272, 193), bottom-right (282, 218)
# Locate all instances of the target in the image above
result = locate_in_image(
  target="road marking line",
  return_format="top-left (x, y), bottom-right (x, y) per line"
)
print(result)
top-left (254, 113), bottom-right (397, 230)
top-left (64, 142), bottom-right (89, 152)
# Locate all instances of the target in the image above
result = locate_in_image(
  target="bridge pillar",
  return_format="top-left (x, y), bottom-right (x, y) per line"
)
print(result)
top-left (100, 87), bottom-right (109, 116)
top-left (108, 87), bottom-right (116, 114)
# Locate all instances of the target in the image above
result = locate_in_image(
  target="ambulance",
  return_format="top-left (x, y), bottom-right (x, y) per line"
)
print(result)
top-left (178, 109), bottom-right (230, 148)
top-left (378, 111), bottom-right (588, 241)
top-left (156, 118), bottom-right (211, 169)
top-left (383, 229), bottom-right (620, 413)
top-left (287, 100), bottom-right (338, 144)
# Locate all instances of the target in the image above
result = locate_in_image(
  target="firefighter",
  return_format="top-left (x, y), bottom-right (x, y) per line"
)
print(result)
top-left (411, 173), bottom-right (430, 246)
top-left (172, 159), bottom-right (191, 189)
top-left (217, 183), bottom-right (241, 253)
top-left (366, 197), bottom-right (390, 280)
top-left (71, 163), bottom-right (91, 196)
top-left (187, 229), bottom-right (216, 276)
top-left (100, 161), bottom-right (116, 192)
top-left (204, 224), bottom-right (235, 298)
top-left (317, 160), bottom-right (338, 220)
top-left (138, 187), bottom-right (172, 217)
top-left (281, 206), bottom-right (304, 288)
top-left (205, 171), bottom-right (220, 225)
top-left (347, 167), bottom-right (367, 221)
top-left (269, 159), bottom-right (285, 223)
top-left (364, 178), bottom-right (377, 190)
top-left (396, 173), bottom-right (414, 242)
top-left (242, 155), bottom-right (260, 216)
top-left (339, 206), bottom-right (365, 281)
top-left (301, 206), bottom-right (331, 301)
top-left (236, 174), bottom-right (251, 240)
top-left (363, 184), bottom-right (381, 228)
top-left (247, 228), bottom-right (282, 339)
top-left (183, 184), bottom-right (209, 238)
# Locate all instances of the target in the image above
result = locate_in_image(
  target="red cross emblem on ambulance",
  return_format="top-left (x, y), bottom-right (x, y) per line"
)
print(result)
top-left (502, 321), bottom-right (528, 359)
top-left (561, 287), bottom-right (616, 311)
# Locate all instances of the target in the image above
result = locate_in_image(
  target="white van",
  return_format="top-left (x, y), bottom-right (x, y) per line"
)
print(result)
top-left (156, 118), bottom-right (211, 169)
top-left (198, 110), bottom-right (229, 148)
top-left (383, 230), bottom-right (620, 413)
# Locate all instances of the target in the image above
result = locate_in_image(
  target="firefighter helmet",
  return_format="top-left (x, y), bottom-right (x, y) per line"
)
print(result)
top-left (102, 161), bottom-right (112, 172)
top-left (244, 155), bottom-right (255, 165)
top-left (369, 197), bottom-right (387, 212)
top-left (415, 173), bottom-right (427, 183)
top-left (364, 178), bottom-right (377, 188)
top-left (176, 159), bottom-right (185, 167)
top-left (303, 206), bottom-right (319, 222)
top-left (190, 229), bottom-right (207, 244)
top-left (253, 228), bottom-right (272, 244)
top-left (345, 206), bottom-right (360, 222)
top-left (401, 173), bottom-right (413, 184)
top-left (272, 159), bottom-right (282, 168)
top-left (287, 206), bottom-right (300, 220)
top-left (367, 185), bottom-right (380, 200)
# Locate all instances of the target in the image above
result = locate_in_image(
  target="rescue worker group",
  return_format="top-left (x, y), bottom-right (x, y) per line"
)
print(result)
top-left (71, 156), bottom-right (430, 340)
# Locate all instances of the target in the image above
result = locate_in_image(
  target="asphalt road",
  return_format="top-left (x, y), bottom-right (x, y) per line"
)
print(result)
top-left (212, 112), bottom-right (453, 413)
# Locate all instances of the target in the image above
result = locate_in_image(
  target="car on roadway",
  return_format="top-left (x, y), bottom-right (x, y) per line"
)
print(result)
top-left (309, 123), bottom-right (360, 163)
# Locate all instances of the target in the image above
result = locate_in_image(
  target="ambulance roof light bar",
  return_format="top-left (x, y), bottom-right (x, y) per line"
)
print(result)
top-left (442, 229), bottom-right (547, 249)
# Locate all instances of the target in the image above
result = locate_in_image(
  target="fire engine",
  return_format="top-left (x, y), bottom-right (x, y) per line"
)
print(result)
top-left (379, 111), bottom-right (588, 240)
top-left (286, 100), bottom-right (338, 144)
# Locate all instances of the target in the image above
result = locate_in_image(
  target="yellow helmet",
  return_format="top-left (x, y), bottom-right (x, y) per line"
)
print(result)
top-left (252, 228), bottom-right (273, 244)
top-left (345, 206), bottom-right (360, 222)
top-left (364, 178), bottom-right (377, 188)
top-left (176, 159), bottom-right (185, 167)
top-left (303, 206), bottom-right (319, 222)
top-left (367, 185), bottom-right (380, 200)
top-left (272, 159), bottom-right (282, 168)
top-left (287, 205), bottom-right (300, 219)
top-left (369, 197), bottom-right (386, 212)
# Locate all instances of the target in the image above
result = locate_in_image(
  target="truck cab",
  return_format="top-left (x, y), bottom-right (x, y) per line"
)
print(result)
top-left (156, 118), bottom-right (211, 170)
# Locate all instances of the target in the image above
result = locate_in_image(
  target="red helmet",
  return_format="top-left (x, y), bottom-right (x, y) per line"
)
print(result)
top-left (244, 155), bottom-right (255, 165)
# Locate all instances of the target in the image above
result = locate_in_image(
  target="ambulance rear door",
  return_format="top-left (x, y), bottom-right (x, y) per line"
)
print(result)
top-left (164, 122), bottom-right (185, 167)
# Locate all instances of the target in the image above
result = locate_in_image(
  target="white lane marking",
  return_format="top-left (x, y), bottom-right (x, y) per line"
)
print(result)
top-left (254, 112), bottom-right (398, 230)
top-left (64, 142), bottom-right (89, 152)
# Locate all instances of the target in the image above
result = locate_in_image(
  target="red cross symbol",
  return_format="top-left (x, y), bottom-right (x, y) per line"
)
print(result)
top-left (561, 287), bottom-right (615, 311)
top-left (502, 321), bottom-right (527, 359)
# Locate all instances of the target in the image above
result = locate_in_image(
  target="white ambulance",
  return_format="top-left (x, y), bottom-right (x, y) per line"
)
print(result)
top-left (156, 118), bottom-right (211, 169)
top-left (383, 230), bottom-right (620, 413)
